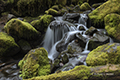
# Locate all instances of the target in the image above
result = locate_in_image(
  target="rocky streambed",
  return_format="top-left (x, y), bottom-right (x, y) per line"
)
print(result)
top-left (0, 0), bottom-right (120, 80)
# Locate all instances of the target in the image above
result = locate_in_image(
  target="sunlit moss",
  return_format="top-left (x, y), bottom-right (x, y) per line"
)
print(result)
top-left (24, 65), bottom-right (91, 80)
top-left (0, 32), bottom-right (19, 56)
top-left (4, 19), bottom-right (39, 40)
top-left (86, 43), bottom-right (120, 66)
top-left (31, 14), bottom-right (53, 32)
top-left (18, 47), bottom-right (50, 79)
top-left (80, 2), bottom-right (91, 11)
top-left (104, 13), bottom-right (120, 41)
top-left (88, 0), bottom-right (120, 28)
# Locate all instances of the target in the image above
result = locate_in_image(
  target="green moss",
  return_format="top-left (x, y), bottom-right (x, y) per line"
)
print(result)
top-left (17, 0), bottom-right (58, 16)
top-left (104, 13), bottom-right (120, 41)
top-left (88, 0), bottom-right (120, 28)
top-left (86, 43), bottom-right (120, 66)
top-left (45, 8), bottom-right (59, 16)
top-left (51, 5), bottom-right (59, 11)
top-left (18, 47), bottom-right (50, 79)
top-left (0, 32), bottom-right (20, 56)
top-left (31, 14), bottom-right (53, 32)
top-left (4, 19), bottom-right (39, 40)
top-left (58, 0), bottom-right (67, 6)
top-left (67, 45), bottom-right (76, 54)
top-left (25, 65), bottom-right (91, 80)
top-left (80, 2), bottom-right (91, 11)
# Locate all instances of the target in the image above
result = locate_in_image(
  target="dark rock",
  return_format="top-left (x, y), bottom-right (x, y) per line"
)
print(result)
top-left (62, 53), bottom-right (69, 64)
top-left (85, 26), bottom-right (98, 36)
top-left (56, 31), bottom-right (79, 52)
top-left (63, 13), bottom-right (80, 23)
top-left (18, 39), bottom-right (31, 54)
top-left (7, 14), bottom-right (16, 21)
top-left (72, 5), bottom-right (81, 13)
top-left (51, 59), bottom-right (60, 73)
top-left (88, 32), bottom-right (109, 50)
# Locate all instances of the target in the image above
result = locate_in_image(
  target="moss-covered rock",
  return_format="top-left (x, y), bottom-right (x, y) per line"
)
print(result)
top-left (58, 0), bottom-right (67, 6)
top-left (51, 5), bottom-right (59, 11)
top-left (104, 13), bottom-right (120, 41)
top-left (80, 2), bottom-right (91, 11)
top-left (0, 32), bottom-right (20, 57)
top-left (92, 3), bottom-right (103, 8)
top-left (25, 65), bottom-right (91, 80)
top-left (4, 19), bottom-right (39, 40)
top-left (86, 43), bottom-right (120, 66)
top-left (17, 0), bottom-right (58, 16)
top-left (31, 14), bottom-right (54, 33)
top-left (88, 0), bottom-right (120, 28)
top-left (45, 8), bottom-right (59, 16)
top-left (18, 47), bottom-right (50, 79)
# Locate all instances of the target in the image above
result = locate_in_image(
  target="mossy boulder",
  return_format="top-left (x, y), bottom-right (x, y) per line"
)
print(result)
top-left (4, 19), bottom-right (39, 40)
top-left (58, 0), bottom-right (67, 6)
top-left (0, 32), bottom-right (20, 57)
top-left (45, 8), bottom-right (59, 16)
top-left (51, 5), bottom-right (59, 11)
top-left (88, 0), bottom-right (120, 28)
top-left (18, 47), bottom-right (50, 79)
top-left (104, 13), bottom-right (120, 41)
top-left (31, 14), bottom-right (54, 33)
top-left (17, 0), bottom-right (57, 16)
top-left (80, 2), bottom-right (91, 11)
top-left (86, 43), bottom-right (120, 66)
top-left (25, 65), bottom-right (91, 80)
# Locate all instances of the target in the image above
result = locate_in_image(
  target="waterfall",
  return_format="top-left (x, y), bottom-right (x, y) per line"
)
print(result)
top-left (43, 20), bottom-right (77, 53)
top-left (43, 13), bottom-right (89, 61)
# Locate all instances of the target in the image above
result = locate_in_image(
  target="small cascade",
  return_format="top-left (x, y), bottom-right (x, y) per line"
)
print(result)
top-left (110, 37), bottom-right (114, 43)
top-left (43, 13), bottom-right (90, 67)
top-left (43, 20), bottom-right (77, 52)
top-left (78, 14), bottom-right (88, 26)
top-left (49, 31), bottom-right (81, 60)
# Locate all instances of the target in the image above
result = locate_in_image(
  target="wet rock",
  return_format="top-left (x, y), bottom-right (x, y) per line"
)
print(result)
top-left (88, 32), bottom-right (109, 50)
top-left (61, 53), bottom-right (69, 64)
top-left (86, 43), bottom-right (120, 66)
top-left (0, 32), bottom-right (20, 57)
top-left (56, 31), bottom-right (79, 52)
top-left (78, 26), bottom-right (85, 30)
top-left (18, 39), bottom-right (31, 54)
top-left (63, 13), bottom-right (80, 23)
top-left (18, 47), bottom-right (50, 79)
top-left (72, 5), bottom-right (81, 13)
top-left (7, 14), bottom-right (16, 21)
top-left (58, 63), bottom-right (74, 71)
top-left (59, 8), bottom-right (68, 15)
top-left (85, 26), bottom-right (98, 36)
top-left (76, 33), bottom-right (87, 47)
top-left (67, 40), bottom-right (83, 54)
top-left (51, 59), bottom-right (60, 73)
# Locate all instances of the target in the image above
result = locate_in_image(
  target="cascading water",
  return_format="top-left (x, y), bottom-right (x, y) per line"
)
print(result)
top-left (43, 13), bottom-right (90, 62)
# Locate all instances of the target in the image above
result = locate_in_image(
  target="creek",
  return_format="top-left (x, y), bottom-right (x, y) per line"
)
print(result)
top-left (0, 11), bottom-right (113, 79)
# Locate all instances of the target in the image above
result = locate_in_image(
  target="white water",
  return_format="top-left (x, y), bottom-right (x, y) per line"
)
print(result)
top-left (43, 13), bottom-right (89, 61)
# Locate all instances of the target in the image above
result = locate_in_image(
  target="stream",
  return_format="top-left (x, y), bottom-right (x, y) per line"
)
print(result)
top-left (0, 11), bottom-right (113, 79)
